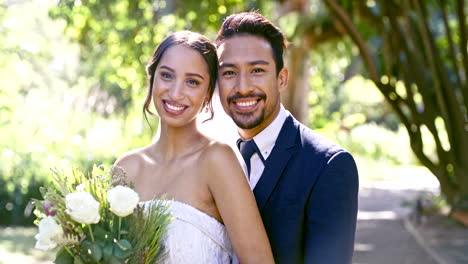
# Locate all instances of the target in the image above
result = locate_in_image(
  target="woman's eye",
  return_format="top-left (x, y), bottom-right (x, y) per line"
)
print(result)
top-left (161, 72), bottom-right (173, 79)
top-left (187, 79), bottom-right (200, 86)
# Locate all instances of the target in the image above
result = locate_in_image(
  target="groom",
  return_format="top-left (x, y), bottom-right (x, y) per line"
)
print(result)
top-left (216, 12), bottom-right (359, 263)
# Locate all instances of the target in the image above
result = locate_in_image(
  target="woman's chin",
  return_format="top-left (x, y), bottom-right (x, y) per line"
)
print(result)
top-left (158, 115), bottom-right (199, 129)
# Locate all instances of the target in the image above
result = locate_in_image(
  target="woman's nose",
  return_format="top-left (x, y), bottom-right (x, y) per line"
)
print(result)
top-left (168, 81), bottom-right (185, 100)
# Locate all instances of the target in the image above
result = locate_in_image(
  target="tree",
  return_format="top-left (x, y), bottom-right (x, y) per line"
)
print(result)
top-left (47, 0), bottom-right (342, 124)
top-left (324, 0), bottom-right (468, 209)
top-left (48, 0), bottom-right (468, 210)
top-left (48, 0), bottom-right (261, 116)
top-left (273, 0), bottom-right (348, 123)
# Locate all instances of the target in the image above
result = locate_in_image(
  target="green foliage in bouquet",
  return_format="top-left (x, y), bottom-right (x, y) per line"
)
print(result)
top-left (32, 165), bottom-right (173, 264)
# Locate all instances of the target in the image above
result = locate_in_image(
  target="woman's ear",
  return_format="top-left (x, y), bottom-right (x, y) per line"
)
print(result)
top-left (202, 97), bottom-right (210, 113)
top-left (278, 67), bottom-right (289, 92)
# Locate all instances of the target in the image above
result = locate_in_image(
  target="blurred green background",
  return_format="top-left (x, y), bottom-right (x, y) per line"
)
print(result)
top-left (1, 0), bottom-right (466, 262)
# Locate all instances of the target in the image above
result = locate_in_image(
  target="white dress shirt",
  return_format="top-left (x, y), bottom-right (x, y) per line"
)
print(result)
top-left (239, 105), bottom-right (289, 189)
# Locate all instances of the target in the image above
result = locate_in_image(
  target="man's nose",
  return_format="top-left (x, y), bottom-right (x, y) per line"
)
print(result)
top-left (235, 73), bottom-right (253, 95)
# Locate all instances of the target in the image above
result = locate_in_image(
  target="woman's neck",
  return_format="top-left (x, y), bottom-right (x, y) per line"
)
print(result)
top-left (153, 121), bottom-right (206, 162)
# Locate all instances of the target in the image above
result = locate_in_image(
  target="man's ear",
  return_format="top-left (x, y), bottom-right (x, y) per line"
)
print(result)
top-left (278, 67), bottom-right (289, 93)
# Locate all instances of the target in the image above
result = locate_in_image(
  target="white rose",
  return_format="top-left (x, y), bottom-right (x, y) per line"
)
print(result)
top-left (35, 216), bottom-right (63, 251)
top-left (65, 191), bottom-right (100, 224)
top-left (107, 185), bottom-right (140, 217)
top-left (76, 183), bottom-right (86, 192)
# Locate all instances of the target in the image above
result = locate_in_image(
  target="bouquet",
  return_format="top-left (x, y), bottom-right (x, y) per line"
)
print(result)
top-left (32, 165), bottom-right (173, 264)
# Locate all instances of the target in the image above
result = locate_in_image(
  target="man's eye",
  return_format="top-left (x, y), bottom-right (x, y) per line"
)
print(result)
top-left (161, 72), bottom-right (173, 79)
top-left (187, 79), bottom-right (200, 85)
top-left (222, 71), bottom-right (236, 76)
top-left (252, 68), bottom-right (265, 73)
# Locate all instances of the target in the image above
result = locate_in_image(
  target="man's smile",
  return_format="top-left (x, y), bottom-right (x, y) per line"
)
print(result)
top-left (228, 93), bottom-right (266, 112)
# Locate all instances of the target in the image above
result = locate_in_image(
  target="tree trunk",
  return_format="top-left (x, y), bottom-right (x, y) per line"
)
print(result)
top-left (275, 0), bottom-right (311, 125)
top-left (282, 40), bottom-right (310, 125)
top-left (324, 0), bottom-right (468, 209)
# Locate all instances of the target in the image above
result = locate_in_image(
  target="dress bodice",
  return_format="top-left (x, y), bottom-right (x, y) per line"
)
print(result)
top-left (141, 200), bottom-right (233, 264)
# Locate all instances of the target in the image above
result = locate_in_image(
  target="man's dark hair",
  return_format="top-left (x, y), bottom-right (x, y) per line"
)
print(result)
top-left (215, 12), bottom-right (289, 74)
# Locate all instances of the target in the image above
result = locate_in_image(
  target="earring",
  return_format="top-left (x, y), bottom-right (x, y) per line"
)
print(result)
top-left (203, 101), bottom-right (209, 113)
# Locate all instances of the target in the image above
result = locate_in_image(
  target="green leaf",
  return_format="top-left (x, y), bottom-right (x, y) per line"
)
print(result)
top-left (107, 255), bottom-right (126, 264)
top-left (113, 239), bottom-right (133, 259)
top-left (81, 240), bottom-right (103, 263)
top-left (93, 225), bottom-right (111, 242)
top-left (113, 245), bottom-right (123, 259)
top-left (39, 186), bottom-right (48, 198)
top-left (116, 239), bottom-right (132, 251)
top-left (73, 255), bottom-right (84, 264)
top-left (102, 243), bottom-right (113, 260)
top-left (55, 247), bottom-right (74, 264)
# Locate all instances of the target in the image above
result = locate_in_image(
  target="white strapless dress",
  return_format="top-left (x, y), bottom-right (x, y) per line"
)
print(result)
top-left (141, 200), bottom-right (235, 264)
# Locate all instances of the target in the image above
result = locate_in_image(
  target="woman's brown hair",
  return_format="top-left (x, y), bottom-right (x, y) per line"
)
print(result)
top-left (143, 31), bottom-right (218, 126)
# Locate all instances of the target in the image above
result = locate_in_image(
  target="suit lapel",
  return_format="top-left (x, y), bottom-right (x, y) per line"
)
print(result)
top-left (253, 115), bottom-right (298, 211)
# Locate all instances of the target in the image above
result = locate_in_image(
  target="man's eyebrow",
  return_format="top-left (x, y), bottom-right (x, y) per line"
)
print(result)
top-left (248, 60), bottom-right (269, 66)
top-left (219, 62), bottom-right (236, 68)
top-left (219, 60), bottom-right (270, 68)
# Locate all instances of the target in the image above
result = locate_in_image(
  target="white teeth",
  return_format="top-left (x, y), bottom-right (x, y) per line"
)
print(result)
top-left (236, 101), bottom-right (257, 107)
top-left (165, 103), bottom-right (185, 111)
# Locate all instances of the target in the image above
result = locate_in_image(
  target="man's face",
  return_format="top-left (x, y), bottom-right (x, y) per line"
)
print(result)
top-left (217, 35), bottom-right (288, 138)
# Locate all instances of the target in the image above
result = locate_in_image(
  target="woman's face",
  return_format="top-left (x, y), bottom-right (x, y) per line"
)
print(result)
top-left (152, 44), bottom-right (210, 128)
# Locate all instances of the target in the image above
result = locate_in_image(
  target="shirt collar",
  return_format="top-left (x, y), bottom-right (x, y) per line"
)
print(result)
top-left (252, 105), bottom-right (288, 160)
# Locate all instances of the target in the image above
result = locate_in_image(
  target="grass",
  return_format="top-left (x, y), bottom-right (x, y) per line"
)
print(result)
top-left (0, 226), bottom-right (55, 264)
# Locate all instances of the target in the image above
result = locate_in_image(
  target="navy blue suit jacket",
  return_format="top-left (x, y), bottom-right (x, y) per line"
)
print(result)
top-left (253, 114), bottom-right (359, 264)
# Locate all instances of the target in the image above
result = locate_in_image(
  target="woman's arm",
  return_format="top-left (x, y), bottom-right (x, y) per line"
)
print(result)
top-left (201, 143), bottom-right (274, 264)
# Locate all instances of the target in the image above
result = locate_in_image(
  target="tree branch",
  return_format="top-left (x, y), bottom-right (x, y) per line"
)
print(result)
top-left (439, 0), bottom-right (464, 96)
top-left (293, 18), bottom-right (345, 48)
top-left (416, 0), bottom-right (468, 162)
top-left (324, 0), bottom-right (379, 82)
top-left (356, 0), bottom-right (381, 27)
top-left (411, 0), bottom-right (455, 139)
top-left (456, 0), bottom-right (468, 95)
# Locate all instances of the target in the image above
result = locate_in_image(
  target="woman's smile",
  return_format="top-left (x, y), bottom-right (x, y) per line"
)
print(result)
top-left (162, 99), bottom-right (189, 115)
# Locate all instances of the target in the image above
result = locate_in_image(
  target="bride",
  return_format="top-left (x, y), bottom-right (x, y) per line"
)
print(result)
top-left (114, 31), bottom-right (274, 264)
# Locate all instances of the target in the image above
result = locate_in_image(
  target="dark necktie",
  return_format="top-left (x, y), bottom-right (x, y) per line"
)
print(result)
top-left (238, 139), bottom-right (257, 178)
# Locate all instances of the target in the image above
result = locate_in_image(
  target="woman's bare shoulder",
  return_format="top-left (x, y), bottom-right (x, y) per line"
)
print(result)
top-left (202, 140), bottom-right (238, 161)
top-left (200, 140), bottom-right (243, 176)
top-left (114, 146), bottom-right (151, 181)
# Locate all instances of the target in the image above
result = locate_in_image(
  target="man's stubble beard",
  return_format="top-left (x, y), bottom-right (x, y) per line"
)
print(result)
top-left (230, 108), bottom-right (265, 130)
top-left (225, 92), bottom-right (268, 130)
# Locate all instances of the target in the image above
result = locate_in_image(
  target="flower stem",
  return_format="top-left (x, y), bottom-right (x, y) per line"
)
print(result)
top-left (87, 225), bottom-right (95, 242)
top-left (118, 217), bottom-right (122, 240)
top-left (64, 245), bottom-right (73, 256)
